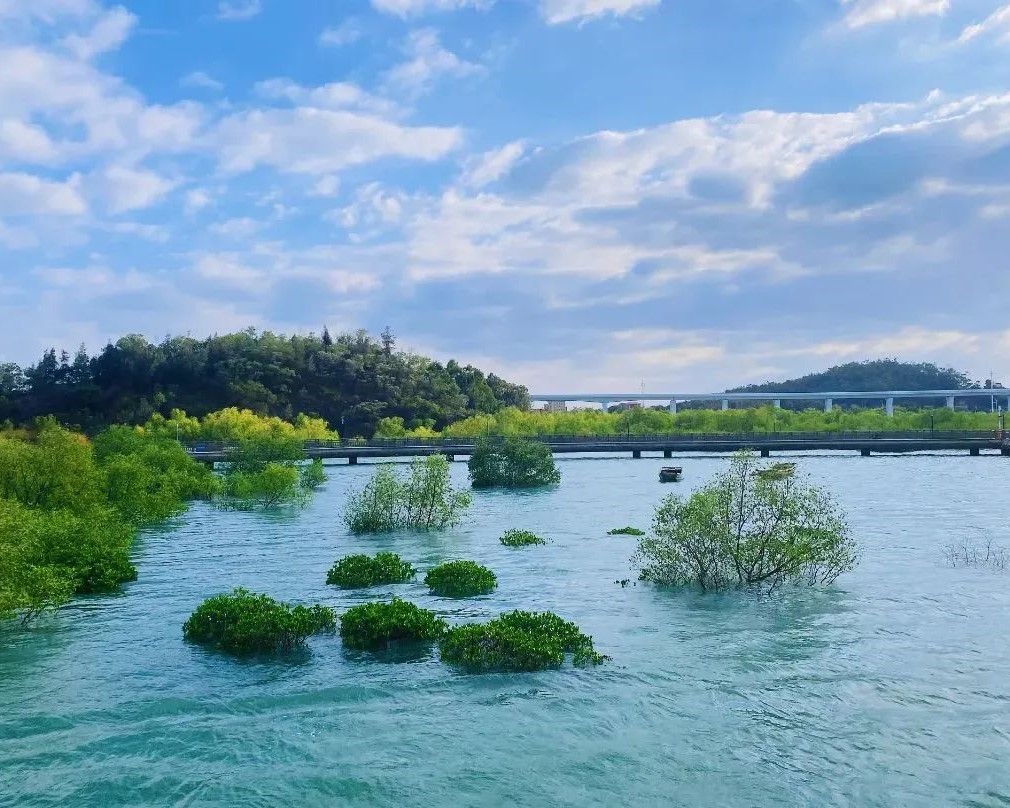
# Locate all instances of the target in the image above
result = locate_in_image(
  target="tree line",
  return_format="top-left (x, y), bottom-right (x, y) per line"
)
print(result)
top-left (0, 327), bottom-right (530, 437)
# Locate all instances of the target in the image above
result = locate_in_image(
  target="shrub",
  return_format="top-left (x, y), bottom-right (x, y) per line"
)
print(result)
top-left (219, 437), bottom-right (314, 509)
top-left (633, 451), bottom-right (857, 593)
top-left (943, 537), bottom-right (1008, 572)
top-left (183, 588), bottom-right (336, 654)
top-left (343, 455), bottom-right (472, 533)
top-left (339, 598), bottom-right (446, 650)
top-left (500, 529), bottom-right (547, 547)
top-left (326, 552), bottom-right (416, 588)
top-left (424, 560), bottom-right (497, 598)
top-left (439, 611), bottom-right (608, 672)
top-left (468, 437), bottom-right (561, 489)
top-left (607, 526), bottom-right (645, 536)
top-left (300, 458), bottom-right (327, 490)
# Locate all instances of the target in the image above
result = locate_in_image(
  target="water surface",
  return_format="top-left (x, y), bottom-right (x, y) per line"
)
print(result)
top-left (3, 453), bottom-right (1010, 807)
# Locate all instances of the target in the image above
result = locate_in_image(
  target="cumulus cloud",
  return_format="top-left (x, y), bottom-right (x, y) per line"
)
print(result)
top-left (180, 71), bottom-right (224, 91)
top-left (382, 28), bottom-right (483, 95)
top-left (90, 165), bottom-right (177, 213)
top-left (0, 171), bottom-right (86, 215)
top-left (540, 0), bottom-right (660, 25)
top-left (216, 0), bottom-right (261, 21)
top-left (319, 20), bottom-right (362, 46)
top-left (370, 0), bottom-right (484, 16)
top-left (958, 4), bottom-right (1010, 43)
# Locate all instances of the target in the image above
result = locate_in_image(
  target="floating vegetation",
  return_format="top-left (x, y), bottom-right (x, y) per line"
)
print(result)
top-left (500, 529), bottom-right (548, 547)
top-left (183, 588), bottom-right (335, 655)
top-left (943, 537), bottom-right (1008, 572)
top-left (339, 599), bottom-right (446, 650)
top-left (439, 611), bottom-right (608, 672)
top-left (326, 552), bottom-right (416, 589)
top-left (608, 526), bottom-right (645, 536)
top-left (424, 560), bottom-right (497, 598)
top-left (755, 462), bottom-right (796, 482)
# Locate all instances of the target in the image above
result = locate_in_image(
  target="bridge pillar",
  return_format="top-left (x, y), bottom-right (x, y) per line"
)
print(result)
top-left (760, 449), bottom-right (770, 458)
top-left (1002, 448), bottom-right (1010, 457)
top-left (824, 398), bottom-right (833, 413)
top-left (721, 399), bottom-right (729, 411)
top-left (861, 449), bottom-right (871, 457)
top-left (970, 447), bottom-right (980, 457)
top-left (632, 450), bottom-right (642, 459)
top-left (668, 400), bottom-right (677, 414)
top-left (773, 400), bottom-right (782, 409)
top-left (885, 397), bottom-right (894, 417)
top-left (600, 400), bottom-right (611, 413)
top-left (946, 395), bottom-right (955, 409)
top-left (664, 450), bottom-right (672, 458)
top-left (443, 453), bottom-right (455, 462)
top-left (348, 456), bottom-right (358, 465)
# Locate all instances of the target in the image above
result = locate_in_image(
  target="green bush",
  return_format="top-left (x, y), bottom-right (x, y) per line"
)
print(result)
top-left (300, 458), bottom-right (327, 490)
top-left (339, 598), bottom-right (446, 650)
top-left (218, 436), bottom-right (316, 510)
top-left (633, 451), bottom-right (857, 592)
top-left (343, 455), bottom-right (472, 533)
top-left (468, 437), bottom-right (561, 489)
top-left (326, 552), bottom-right (416, 589)
top-left (607, 526), bottom-right (645, 536)
top-left (424, 560), bottom-right (497, 598)
top-left (183, 588), bottom-right (335, 654)
top-left (500, 529), bottom-right (548, 547)
top-left (439, 611), bottom-right (608, 672)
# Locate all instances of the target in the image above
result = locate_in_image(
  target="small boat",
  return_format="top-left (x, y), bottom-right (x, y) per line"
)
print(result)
top-left (659, 467), bottom-right (683, 483)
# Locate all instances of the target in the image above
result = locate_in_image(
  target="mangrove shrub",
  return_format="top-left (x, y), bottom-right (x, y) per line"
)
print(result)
top-left (326, 553), bottom-right (416, 589)
top-left (220, 437), bottom-right (324, 509)
top-left (468, 436), bottom-right (561, 489)
top-left (633, 451), bottom-right (857, 593)
top-left (183, 588), bottom-right (336, 654)
top-left (500, 529), bottom-right (548, 547)
top-left (608, 526), bottom-right (645, 536)
top-left (339, 598), bottom-right (446, 650)
top-left (424, 560), bottom-right (497, 598)
top-left (343, 455), bottom-right (472, 533)
top-left (439, 611), bottom-right (607, 672)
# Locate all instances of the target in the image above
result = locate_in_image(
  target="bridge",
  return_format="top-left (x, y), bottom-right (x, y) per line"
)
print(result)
top-left (531, 389), bottom-right (1009, 416)
top-left (184, 430), bottom-right (1010, 464)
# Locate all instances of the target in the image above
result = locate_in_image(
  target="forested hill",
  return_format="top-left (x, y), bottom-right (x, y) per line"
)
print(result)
top-left (728, 360), bottom-right (993, 395)
top-left (0, 328), bottom-right (529, 437)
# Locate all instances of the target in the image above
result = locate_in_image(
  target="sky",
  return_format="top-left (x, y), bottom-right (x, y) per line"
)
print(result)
top-left (1, 0), bottom-right (1009, 393)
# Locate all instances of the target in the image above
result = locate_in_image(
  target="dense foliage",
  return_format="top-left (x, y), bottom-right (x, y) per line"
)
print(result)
top-left (182, 588), bottom-right (336, 654)
top-left (339, 599), bottom-right (447, 650)
top-left (326, 553), bottom-right (416, 589)
top-left (608, 526), bottom-right (645, 536)
top-left (218, 436), bottom-right (325, 509)
top-left (424, 560), bottom-right (497, 598)
top-left (0, 422), bottom-right (216, 623)
top-left (0, 328), bottom-right (529, 437)
top-left (439, 611), bottom-right (607, 672)
top-left (343, 455), bottom-right (472, 533)
top-left (500, 529), bottom-right (548, 547)
top-left (633, 452), bottom-right (858, 593)
top-left (468, 437), bottom-right (561, 489)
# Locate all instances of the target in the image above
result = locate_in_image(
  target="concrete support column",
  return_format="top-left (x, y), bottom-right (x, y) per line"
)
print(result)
top-left (348, 456), bottom-right (358, 465)
top-left (946, 395), bottom-right (955, 410)
top-left (664, 450), bottom-right (672, 458)
top-left (760, 449), bottom-right (770, 458)
top-left (1005, 396), bottom-right (1009, 413)
top-left (1001, 448), bottom-right (1010, 457)
top-left (632, 450), bottom-right (642, 459)
top-left (773, 400), bottom-right (782, 409)
top-left (721, 399), bottom-right (730, 411)
top-left (970, 447), bottom-right (980, 457)
top-left (885, 397), bottom-right (894, 417)
top-left (824, 398), bottom-right (833, 413)
top-left (861, 449), bottom-right (871, 457)
top-left (668, 400), bottom-right (678, 414)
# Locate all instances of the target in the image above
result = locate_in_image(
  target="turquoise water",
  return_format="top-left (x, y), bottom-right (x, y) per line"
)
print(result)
top-left (3, 453), bottom-right (1010, 807)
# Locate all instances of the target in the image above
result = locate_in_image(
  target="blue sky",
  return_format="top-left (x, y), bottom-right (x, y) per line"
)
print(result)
top-left (2, 0), bottom-right (1009, 392)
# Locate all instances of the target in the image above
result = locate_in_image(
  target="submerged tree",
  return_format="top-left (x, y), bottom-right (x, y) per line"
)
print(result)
top-left (343, 455), bottom-right (472, 533)
top-left (468, 437), bottom-right (561, 489)
top-left (218, 436), bottom-right (324, 509)
top-left (633, 451), bottom-right (857, 593)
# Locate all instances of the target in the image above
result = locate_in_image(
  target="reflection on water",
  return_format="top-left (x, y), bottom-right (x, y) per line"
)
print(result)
top-left (2, 452), bottom-right (1010, 807)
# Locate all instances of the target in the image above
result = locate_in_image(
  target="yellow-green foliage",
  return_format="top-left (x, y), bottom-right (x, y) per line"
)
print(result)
top-left (390, 405), bottom-right (999, 438)
top-left (142, 407), bottom-right (338, 442)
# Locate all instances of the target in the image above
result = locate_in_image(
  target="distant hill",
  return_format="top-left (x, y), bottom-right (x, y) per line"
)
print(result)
top-left (728, 360), bottom-right (980, 394)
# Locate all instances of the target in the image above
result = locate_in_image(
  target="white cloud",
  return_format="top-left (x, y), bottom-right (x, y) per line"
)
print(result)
top-left (181, 71), bottom-right (224, 91)
top-left (958, 4), bottom-right (1010, 43)
top-left (92, 165), bottom-right (176, 213)
top-left (208, 217), bottom-right (264, 239)
top-left (540, 0), bottom-right (660, 25)
top-left (193, 253), bottom-right (265, 289)
top-left (311, 175), bottom-right (341, 197)
top-left (841, 0), bottom-right (949, 29)
top-left (217, 0), bottom-right (261, 21)
top-left (0, 171), bottom-right (85, 215)
top-left (319, 20), bottom-right (362, 46)
top-left (0, 119), bottom-right (58, 163)
top-left (0, 0), bottom-right (96, 23)
top-left (61, 5), bottom-right (135, 58)
top-left (184, 188), bottom-right (213, 214)
top-left (383, 28), bottom-right (483, 95)
top-left (461, 141), bottom-right (526, 188)
top-left (213, 106), bottom-right (463, 175)
top-left (255, 78), bottom-right (399, 116)
top-left (370, 0), bottom-right (484, 16)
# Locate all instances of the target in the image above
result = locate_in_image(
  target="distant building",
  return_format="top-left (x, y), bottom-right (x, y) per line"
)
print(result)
top-left (544, 400), bottom-right (567, 413)
top-left (612, 401), bottom-right (643, 412)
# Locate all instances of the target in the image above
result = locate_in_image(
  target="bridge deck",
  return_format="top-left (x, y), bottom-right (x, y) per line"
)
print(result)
top-left (183, 430), bottom-right (1009, 462)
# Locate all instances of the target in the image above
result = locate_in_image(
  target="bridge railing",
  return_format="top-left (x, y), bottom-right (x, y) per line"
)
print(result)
top-left (181, 429), bottom-right (1002, 453)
